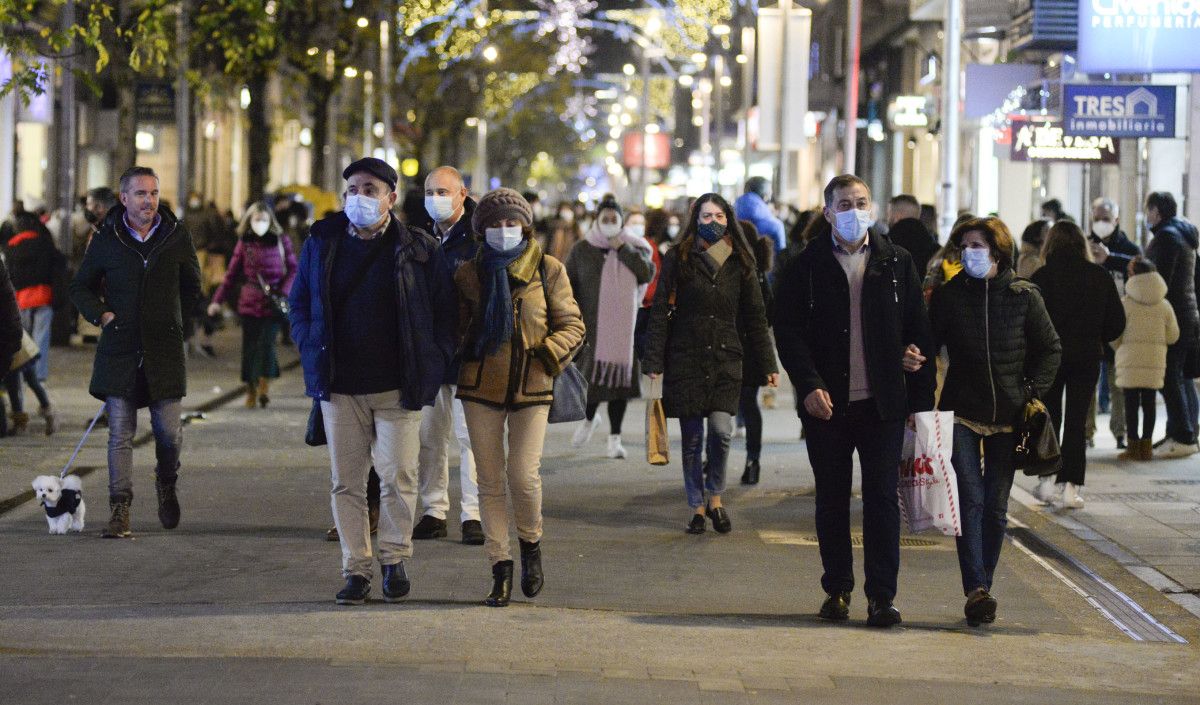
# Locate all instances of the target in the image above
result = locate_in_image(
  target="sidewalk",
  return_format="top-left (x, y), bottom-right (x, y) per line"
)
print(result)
top-left (0, 323), bottom-right (299, 507)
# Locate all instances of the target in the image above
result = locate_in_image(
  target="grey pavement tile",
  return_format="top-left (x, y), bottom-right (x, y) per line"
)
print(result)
top-left (698, 691), bottom-right (752, 705)
top-left (739, 676), bottom-right (792, 691)
top-left (698, 678), bottom-right (746, 693)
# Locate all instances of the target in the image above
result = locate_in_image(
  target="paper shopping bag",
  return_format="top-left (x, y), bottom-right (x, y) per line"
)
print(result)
top-left (898, 410), bottom-right (961, 536)
top-left (645, 376), bottom-right (669, 466)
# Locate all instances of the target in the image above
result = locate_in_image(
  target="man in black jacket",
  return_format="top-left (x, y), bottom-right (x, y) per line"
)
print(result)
top-left (886, 194), bottom-right (938, 279)
top-left (1146, 192), bottom-right (1200, 457)
top-left (774, 175), bottom-right (935, 628)
top-left (70, 166), bottom-right (203, 537)
top-left (413, 165), bottom-right (483, 545)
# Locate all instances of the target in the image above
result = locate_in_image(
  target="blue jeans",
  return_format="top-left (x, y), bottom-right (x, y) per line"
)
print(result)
top-left (951, 424), bottom-right (1016, 595)
top-left (106, 395), bottom-right (182, 501)
top-left (679, 412), bottom-right (732, 509)
top-left (802, 399), bottom-right (904, 602)
top-left (20, 305), bottom-right (52, 381)
top-left (1162, 344), bottom-right (1198, 444)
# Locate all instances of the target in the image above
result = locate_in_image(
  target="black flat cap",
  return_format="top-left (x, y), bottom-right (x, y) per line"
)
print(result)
top-left (342, 157), bottom-right (398, 191)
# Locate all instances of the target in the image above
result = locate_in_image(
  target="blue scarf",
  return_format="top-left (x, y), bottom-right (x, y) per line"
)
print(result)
top-left (475, 240), bottom-right (530, 358)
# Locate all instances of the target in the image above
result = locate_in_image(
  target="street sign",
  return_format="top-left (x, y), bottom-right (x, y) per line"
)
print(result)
top-left (1010, 118), bottom-right (1120, 164)
top-left (1063, 84), bottom-right (1176, 139)
top-left (1079, 0), bottom-right (1200, 73)
top-left (135, 82), bottom-right (175, 123)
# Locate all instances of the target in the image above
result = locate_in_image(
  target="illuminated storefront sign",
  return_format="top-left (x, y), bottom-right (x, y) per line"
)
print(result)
top-left (1079, 0), bottom-right (1200, 72)
top-left (1010, 119), bottom-right (1120, 163)
top-left (1063, 84), bottom-right (1176, 138)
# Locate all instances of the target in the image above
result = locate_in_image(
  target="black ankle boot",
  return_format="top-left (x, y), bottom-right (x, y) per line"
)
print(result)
top-left (740, 459), bottom-right (761, 485)
top-left (519, 540), bottom-right (544, 598)
top-left (485, 560), bottom-right (514, 607)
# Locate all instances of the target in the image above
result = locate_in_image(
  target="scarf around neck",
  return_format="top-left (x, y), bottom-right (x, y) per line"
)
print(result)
top-left (586, 224), bottom-right (654, 388)
top-left (475, 239), bottom-right (531, 358)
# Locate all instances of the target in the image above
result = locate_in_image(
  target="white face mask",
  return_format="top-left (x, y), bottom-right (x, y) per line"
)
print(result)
top-left (345, 193), bottom-right (384, 228)
top-left (667, 223), bottom-right (680, 240)
top-left (250, 219), bottom-right (271, 236)
top-left (961, 247), bottom-right (994, 279)
top-left (598, 220), bottom-right (622, 238)
top-left (424, 195), bottom-right (455, 223)
top-left (485, 225), bottom-right (524, 251)
top-left (1092, 221), bottom-right (1116, 239)
top-left (833, 208), bottom-right (872, 245)
top-left (626, 223), bottom-right (645, 239)
top-left (559, 210), bottom-right (574, 223)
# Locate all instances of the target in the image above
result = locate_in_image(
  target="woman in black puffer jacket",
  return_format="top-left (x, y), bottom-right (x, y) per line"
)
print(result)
top-left (930, 217), bottom-right (1061, 627)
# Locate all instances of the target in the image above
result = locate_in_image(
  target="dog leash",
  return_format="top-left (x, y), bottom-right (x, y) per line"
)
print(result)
top-left (60, 402), bottom-right (108, 480)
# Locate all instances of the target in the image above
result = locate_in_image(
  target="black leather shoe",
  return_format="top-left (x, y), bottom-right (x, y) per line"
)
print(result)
top-left (964, 588), bottom-right (997, 626)
top-left (819, 592), bottom-right (851, 621)
top-left (867, 599), bottom-right (902, 627)
top-left (519, 539), bottom-right (544, 598)
top-left (740, 459), bottom-right (761, 485)
top-left (335, 575), bottom-right (371, 605)
top-left (1116, 436), bottom-right (1126, 450)
top-left (708, 505), bottom-right (732, 534)
top-left (325, 526), bottom-right (339, 541)
top-left (412, 514), bottom-right (447, 540)
top-left (381, 563), bottom-right (410, 602)
top-left (685, 513), bottom-right (706, 534)
top-left (155, 478), bottom-right (180, 530)
top-left (461, 520), bottom-right (485, 546)
top-left (485, 560), bottom-right (514, 607)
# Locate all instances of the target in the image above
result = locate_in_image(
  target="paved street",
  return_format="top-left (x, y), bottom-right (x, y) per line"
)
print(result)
top-left (2, 329), bottom-right (1199, 704)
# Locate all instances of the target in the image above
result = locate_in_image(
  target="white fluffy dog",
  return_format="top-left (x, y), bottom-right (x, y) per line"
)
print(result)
top-left (31, 475), bottom-right (86, 534)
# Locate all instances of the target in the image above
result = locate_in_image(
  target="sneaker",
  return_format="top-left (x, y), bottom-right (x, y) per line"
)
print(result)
top-left (412, 514), bottom-right (447, 540)
top-left (818, 592), bottom-right (851, 621)
top-left (606, 434), bottom-right (627, 459)
top-left (571, 416), bottom-right (600, 448)
top-left (1157, 439), bottom-right (1200, 459)
top-left (964, 587), bottom-right (997, 626)
top-left (155, 478), bottom-right (181, 529)
top-left (1034, 476), bottom-right (1060, 505)
top-left (1061, 483), bottom-right (1085, 509)
top-left (335, 575), bottom-right (371, 605)
top-left (101, 498), bottom-right (132, 538)
top-left (461, 519), bottom-right (485, 546)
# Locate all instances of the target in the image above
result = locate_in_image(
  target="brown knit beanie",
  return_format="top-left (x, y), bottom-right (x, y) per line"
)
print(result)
top-left (472, 187), bottom-right (533, 233)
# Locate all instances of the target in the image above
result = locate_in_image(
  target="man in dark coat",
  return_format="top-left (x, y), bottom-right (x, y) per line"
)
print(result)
top-left (70, 166), bottom-right (202, 538)
top-left (0, 258), bottom-right (21, 380)
top-left (885, 194), bottom-right (938, 280)
top-left (413, 165), bottom-right (484, 545)
top-left (774, 175), bottom-right (935, 628)
top-left (1145, 191), bottom-right (1200, 457)
top-left (289, 157), bottom-right (457, 605)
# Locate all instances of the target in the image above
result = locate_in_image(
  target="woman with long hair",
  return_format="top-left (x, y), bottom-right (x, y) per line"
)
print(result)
top-left (1031, 221), bottom-right (1125, 508)
top-left (642, 193), bottom-right (778, 534)
top-left (454, 189), bottom-right (585, 606)
top-left (566, 197), bottom-right (656, 457)
top-left (208, 202), bottom-right (297, 408)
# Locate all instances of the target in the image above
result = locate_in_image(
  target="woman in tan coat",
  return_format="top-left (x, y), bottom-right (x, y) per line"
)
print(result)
top-left (455, 189), bottom-right (585, 607)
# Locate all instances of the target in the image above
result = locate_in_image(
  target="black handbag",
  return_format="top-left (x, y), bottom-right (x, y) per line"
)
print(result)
top-left (305, 399), bottom-right (327, 446)
top-left (1014, 395), bottom-right (1062, 477)
top-left (539, 258), bottom-right (587, 424)
top-left (257, 273), bottom-right (291, 322)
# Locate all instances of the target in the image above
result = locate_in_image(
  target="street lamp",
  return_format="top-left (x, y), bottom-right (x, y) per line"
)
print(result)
top-left (483, 45), bottom-right (499, 62)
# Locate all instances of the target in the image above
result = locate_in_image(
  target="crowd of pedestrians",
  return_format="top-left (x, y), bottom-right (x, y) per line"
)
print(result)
top-left (2, 159), bottom-right (1198, 628)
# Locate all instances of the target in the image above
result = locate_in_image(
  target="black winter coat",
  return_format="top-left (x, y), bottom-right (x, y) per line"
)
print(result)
top-left (930, 269), bottom-right (1061, 426)
top-left (1146, 217), bottom-right (1200, 350)
top-left (1031, 252), bottom-right (1125, 364)
top-left (436, 198), bottom-right (481, 384)
top-left (774, 235), bottom-right (935, 422)
top-left (2, 219), bottom-right (64, 301)
top-left (1089, 226), bottom-right (1141, 286)
top-left (887, 218), bottom-right (939, 280)
top-left (70, 205), bottom-right (203, 404)
top-left (0, 258), bottom-right (21, 373)
top-left (642, 246), bottom-right (776, 418)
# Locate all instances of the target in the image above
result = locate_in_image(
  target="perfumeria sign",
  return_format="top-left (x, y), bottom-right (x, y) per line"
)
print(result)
top-left (1063, 84), bottom-right (1177, 138)
top-left (1079, 0), bottom-right (1200, 72)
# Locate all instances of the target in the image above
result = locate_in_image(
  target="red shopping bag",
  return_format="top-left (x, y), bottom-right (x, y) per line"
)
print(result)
top-left (898, 411), bottom-right (961, 536)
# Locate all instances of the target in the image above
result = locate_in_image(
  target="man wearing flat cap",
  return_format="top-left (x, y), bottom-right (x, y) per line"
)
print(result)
top-left (289, 157), bottom-right (458, 605)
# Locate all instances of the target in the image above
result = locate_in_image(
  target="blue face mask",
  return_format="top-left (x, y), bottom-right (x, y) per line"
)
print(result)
top-left (697, 221), bottom-right (726, 244)
top-left (961, 247), bottom-right (994, 279)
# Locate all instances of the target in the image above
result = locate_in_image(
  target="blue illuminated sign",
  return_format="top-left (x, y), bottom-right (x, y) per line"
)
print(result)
top-left (1063, 84), bottom-right (1176, 138)
top-left (1079, 0), bottom-right (1200, 72)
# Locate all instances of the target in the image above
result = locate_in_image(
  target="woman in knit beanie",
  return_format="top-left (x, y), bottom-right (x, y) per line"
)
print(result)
top-left (453, 188), bottom-right (586, 606)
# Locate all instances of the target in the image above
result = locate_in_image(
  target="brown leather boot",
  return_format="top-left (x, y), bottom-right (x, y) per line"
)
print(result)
top-left (245, 386), bottom-right (258, 408)
top-left (1140, 439), bottom-right (1155, 461)
top-left (9, 411), bottom-right (29, 436)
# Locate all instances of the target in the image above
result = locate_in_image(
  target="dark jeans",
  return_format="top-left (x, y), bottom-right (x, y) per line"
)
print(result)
top-left (951, 424), bottom-right (1016, 595)
top-left (679, 412), bottom-right (733, 508)
top-left (1162, 344), bottom-right (1198, 444)
top-left (1124, 388), bottom-right (1157, 441)
top-left (585, 399), bottom-right (628, 435)
top-left (1045, 358), bottom-right (1100, 486)
top-left (4, 363), bottom-right (51, 413)
top-left (737, 386), bottom-right (763, 461)
top-left (802, 399), bottom-right (904, 602)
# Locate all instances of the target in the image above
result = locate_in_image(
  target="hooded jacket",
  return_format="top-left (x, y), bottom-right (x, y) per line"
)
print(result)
top-left (1146, 216), bottom-right (1200, 350)
top-left (733, 192), bottom-right (786, 254)
top-left (288, 212), bottom-right (456, 410)
top-left (69, 205), bottom-right (203, 403)
top-left (1114, 272), bottom-right (1180, 389)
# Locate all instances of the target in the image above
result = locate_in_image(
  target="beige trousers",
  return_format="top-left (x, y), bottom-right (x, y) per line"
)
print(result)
top-left (322, 391), bottom-right (422, 578)
top-left (462, 402), bottom-right (549, 563)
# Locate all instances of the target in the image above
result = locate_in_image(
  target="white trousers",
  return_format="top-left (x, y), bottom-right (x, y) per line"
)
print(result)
top-left (417, 384), bottom-right (479, 523)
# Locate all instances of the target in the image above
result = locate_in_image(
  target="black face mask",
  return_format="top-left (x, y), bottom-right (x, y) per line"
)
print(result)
top-left (697, 221), bottom-right (726, 244)
top-left (84, 210), bottom-right (99, 224)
